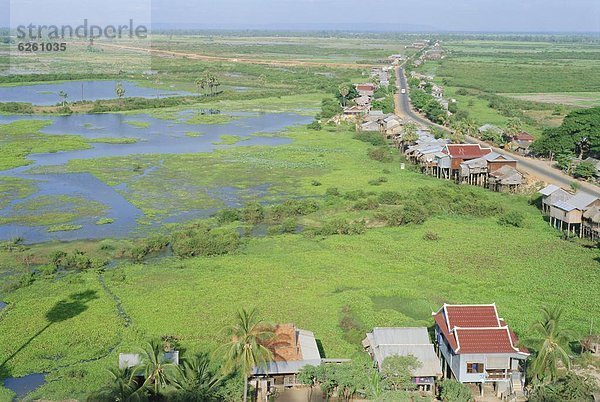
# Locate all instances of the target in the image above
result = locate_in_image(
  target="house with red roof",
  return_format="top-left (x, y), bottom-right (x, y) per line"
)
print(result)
top-left (434, 144), bottom-right (492, 181)
top-left (433, 304), bottom-right (529, 397)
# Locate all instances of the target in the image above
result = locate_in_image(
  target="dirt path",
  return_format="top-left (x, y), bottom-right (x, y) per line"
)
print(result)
top-left (94, 42), bottom-right (375, 69)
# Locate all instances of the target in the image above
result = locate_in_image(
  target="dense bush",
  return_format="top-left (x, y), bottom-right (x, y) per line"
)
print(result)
top-left (51, 250), bottom-right (107, 271)
top-left (316, 219), bottom-right (366, 236)
top-left (269, 199), bottom-right (320, 221)
top-left (242, 202), bottom-right (265, 224)
top-left (354, 132), bottom-right (387, 146)
top-left (378, 191), bottom-right (403, 205)
top-left (352, 197), bottom-right (380, 211)
top-left (171, 226), bottom-right (240, 258)
top-left (439, 379), bottom-right (473, 402)
top-left (375, 203), bottom-right (429, 226)
top-left (498, 211), bottom-right (525, 228)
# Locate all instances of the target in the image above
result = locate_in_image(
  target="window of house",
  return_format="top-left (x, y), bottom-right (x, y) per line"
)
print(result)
top-left (466, 363), bottom-right (484, 373)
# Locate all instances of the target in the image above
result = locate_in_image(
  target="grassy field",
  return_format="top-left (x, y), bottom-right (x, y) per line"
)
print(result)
top-left (414, 39), bottom-right (600, 133)
top-left (1, 122), bottom-right (599, 400)
top-left (1, 34), bottom-right (600, 401)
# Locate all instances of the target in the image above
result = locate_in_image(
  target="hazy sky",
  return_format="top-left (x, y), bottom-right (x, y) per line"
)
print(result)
top-left (2, 0), bottom-right (599, 32)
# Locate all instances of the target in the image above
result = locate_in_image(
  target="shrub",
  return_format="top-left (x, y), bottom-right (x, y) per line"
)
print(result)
top-left (378, 191), bottom-right (402, 205)
top-left (269, 199), bottom-right (320, 222)
top-left (242, 202), bottom-right (264, 224)
top-left (171, 226), bottom-right (240, 258)
top-left (217, 208), bottom-right (241, 224)
top-left (316, 219), bottom-right (365, 236)
top-left (439, 379), bottom-right (473, 402)
top-left (353, 197), bottom-right (380, 211)
top-left (369, 177), bottom-right (388, 186)
top-left (325, 187), bottom-right (340, 197)
top-left (375, 203), bottom-right (429, 226)
top-left (343, 190), bottom-right (369, 200)
top-left (307, 120), bottom-right (322, 130)
top-left (423, 232), bottom-right (440, 241)
top-left (311, 180), bottom-right (322, 186)
top-left (368, 147), bottom-right (393, 163)
top-left (498, 211), bottom-right (525, 228)
top-left (281, 218), bottom-right (298, 234)
top-left (354, 132), bottom-right (387, 146)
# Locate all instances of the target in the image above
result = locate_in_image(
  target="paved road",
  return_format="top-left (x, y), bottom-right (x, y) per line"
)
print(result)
top-left (393, 67), bottom-right (600, 197)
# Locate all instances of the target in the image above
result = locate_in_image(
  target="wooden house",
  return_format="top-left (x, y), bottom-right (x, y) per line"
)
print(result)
top-left (343, 105), bottom-right (369, 116)
top-left (488, 166), bottom-right (523, 192)
top-left (439, 144), bottom-right (492, 181)
top-left (363, 327), bottom-right (442, 392)
top-left (459, 158), bottom-right (488, 186)
top-left (431, 85), bottom-right (444, 99)
top-left (434, 304), bottom-right (529, 399)
top-left (251, 324), bottom-right (322, 394)
top-left (355, 83), bottom-right (376, 97)
top-left (538, 185), bottom-right (571, 214)
top-left (583, 206), bottom-right (600, 240)
top-left (484, 152), bottom-right (517, 173)
top-left (548, 191), bottom-right (600, 236)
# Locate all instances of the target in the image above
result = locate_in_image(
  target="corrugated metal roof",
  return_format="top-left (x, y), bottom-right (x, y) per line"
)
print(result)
top-left (374, 345), bottom-right (442, 377)
top-left (371, 327), bottom-right (430, 346)
top-left (252, 359), bottom-right (322, 375)
top-left (484, 152), bottom-right (515, 162)
top-left (568, 192), bottom-right (598, 210)
top-left (552, 200), bottom-right (576, 212)
top-left (298, 329), bottom-right (321, 361)
top-left (539, 184), bottom-right (560, 196)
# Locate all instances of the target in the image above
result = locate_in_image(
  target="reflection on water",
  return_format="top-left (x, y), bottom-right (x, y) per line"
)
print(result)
top-left (0, 111), bottom-right (312, 243)
top-left (0, 80), bottom-right (194, 106)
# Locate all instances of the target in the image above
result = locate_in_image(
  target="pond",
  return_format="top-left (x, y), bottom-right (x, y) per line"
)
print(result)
top-left (0, 80), bottom-right (194, 105)
top-left (3, 373), bottom-right (46, 399)
top-left (0, 111), bottom-right (312, 243)
top-left (0, 301), bottom-right (5, 310)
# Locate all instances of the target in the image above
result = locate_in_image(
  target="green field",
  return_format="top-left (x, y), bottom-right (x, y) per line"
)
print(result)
top-left (1, 33), bottom-right (599, 401)
top-left (413, 39), bottom-right (600, 133)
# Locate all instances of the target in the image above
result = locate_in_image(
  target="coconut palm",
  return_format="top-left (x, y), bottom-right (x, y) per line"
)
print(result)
top-left (222, 308), bottom-right (275, 402)
top-left (528, 305), bottom-right (573, 384)
top-left (87, 367), bottom-right (147, 402)
top-left (58, 91), bottom-right (68, 107)
top-left (136, 340), bottom-right (180, 396)
top-left (115, 83), bottom-right (126, 107)
top-left (402, 122), bottom-right (419, 147)
top-left (338, 84), bottom-right (350, 107)
top-left (174, 353), bottom-right (223, 401)
top-left (463, 118), bottom-right (478, 138)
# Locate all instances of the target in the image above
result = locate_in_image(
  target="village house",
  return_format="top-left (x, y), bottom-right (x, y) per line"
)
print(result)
top-left (379, 114), bottom-right (404, 138)
top-left (354, 95), bottom-right (372, 108)
top-left (488, 165), bottom-right (524, 193)
top-left (423, 49), bottom-right (444, 60)
top-left (363, 327), bottom-right (442, 392)
top-left (434, 304), bottom-right (529, 399)
top-left (119, 350), bottom-right (180, 370)
top-left (343, 105), bottom-right (369, 117)
top-left (435, 144), bottom-right (493, 181)
top-left (547, 191), bottom-right (600, 236)
top-left (539, 184), bottom-right (572, 215)
top-left (431, 85), bottom-right (444, 99)
top-left (355, 83), bottom-right (376, 97)
top-left (251, 324), bottom-right (322, 392)
top-left (507, 132), bottom-right (535, 155)
top-left (583, 206), bottom-right (600, 240)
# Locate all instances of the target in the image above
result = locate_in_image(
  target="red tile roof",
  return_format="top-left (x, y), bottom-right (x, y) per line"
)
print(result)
top-left (433, 304), bottom-right (528, 355)
top-left (443, 144), bottom-right (492, 160)
top-left (514, 132), bottom-right (535, 142)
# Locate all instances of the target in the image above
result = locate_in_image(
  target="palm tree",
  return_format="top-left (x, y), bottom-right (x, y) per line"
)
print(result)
top-left (174, 353), bottom-right (223, 401)
top-left (449, 120), bottom-right (466, 143)
top-left (338, 84), bottom-right (350, 107)
top-left (402, 122), bottom-right (419, 149)
top-left (222, 308), bottom-right (275, 402)
top-left (506, 117), bottom-right (523, 136)
top-left (528, 305), bottom-right (573, 384)
top-left (115, 83), bottom-right (126, 107)
top-left (136, 340), bottom-right (179, 397)
top-left (463, 118), bottom-right (478, 138)
top-left (58, 91), bottom-right (68, 107)
top-left (87, 367), bottom-right (147, 402)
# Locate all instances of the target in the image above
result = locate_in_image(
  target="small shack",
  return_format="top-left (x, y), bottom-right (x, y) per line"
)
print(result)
top-left (363, 327), bottom-right (442, 392)
top-left (488, 165), bottom-right (523, 192)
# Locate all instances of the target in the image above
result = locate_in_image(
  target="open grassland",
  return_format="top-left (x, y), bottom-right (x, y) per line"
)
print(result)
top-left (416, 39), bottom-right (600, 133)
top-left (1, 120), bottom-right (599, 399)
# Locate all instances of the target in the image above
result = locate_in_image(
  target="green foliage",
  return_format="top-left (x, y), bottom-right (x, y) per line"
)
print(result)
top-left (316, 219), bottom-right (366, 236)
top-left (368, 147), bottom-right (394, 163)
top-left (381, 354), bottom-right (421, 391)
top-left (171, 226), bottom-right (240, 258)
top-left (242, 202), bottom-right (265, 224)
top-left (354, 132), bottom-right (387, 146)
top-left (439, 379), bottom-right (473, 402)
top-left (375, 203), bottom-right (428, 226)
top-left (532, 107), bottom-right (600, 157)
top-left (320, 97), bottom-right (343, 119)
top-left (529, 373), bottom-right (599, 402)
top-left (574, 161), bottom-right (597, 179)
top-left (498, 211), bottom-right (525, 228)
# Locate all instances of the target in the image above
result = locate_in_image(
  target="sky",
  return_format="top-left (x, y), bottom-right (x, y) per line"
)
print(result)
top-left (1, 0), bottom-right (599, 32)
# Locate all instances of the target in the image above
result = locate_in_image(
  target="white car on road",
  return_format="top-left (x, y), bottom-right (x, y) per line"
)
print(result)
top-left (401, 88), bottom-right (406, 94)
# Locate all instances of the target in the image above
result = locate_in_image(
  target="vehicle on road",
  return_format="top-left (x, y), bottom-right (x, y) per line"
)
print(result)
top-left (401, 88), bottom-right (406, 94)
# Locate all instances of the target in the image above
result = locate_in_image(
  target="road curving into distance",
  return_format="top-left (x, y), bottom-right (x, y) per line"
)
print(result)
top-left (393, 66), bottom-right (600, 197)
